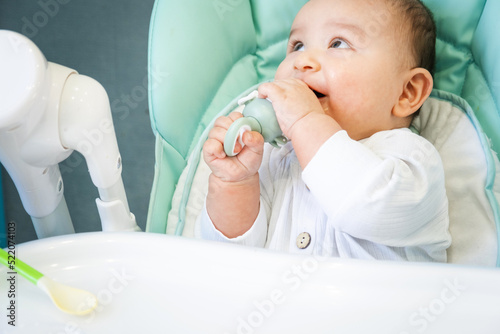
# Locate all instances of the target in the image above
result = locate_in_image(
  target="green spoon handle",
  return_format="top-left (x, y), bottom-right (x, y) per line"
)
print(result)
top-left (0, 248), bottom-right (44, 284)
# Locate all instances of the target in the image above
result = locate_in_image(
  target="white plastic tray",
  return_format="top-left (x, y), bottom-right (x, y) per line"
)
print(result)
top-left (1, 232), bottom-right (499, 333)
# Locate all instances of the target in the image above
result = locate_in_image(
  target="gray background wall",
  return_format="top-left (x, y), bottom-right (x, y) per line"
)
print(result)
top-left (0, 0), bottom-right (157, 243)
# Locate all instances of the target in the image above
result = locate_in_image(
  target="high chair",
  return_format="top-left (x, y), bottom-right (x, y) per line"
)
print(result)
top-left (0, 30), bottom-right (140, 238)
top-left (1, 2), bottom-right (500, 332)
top-left (147, 0), bottom-right (500, 267)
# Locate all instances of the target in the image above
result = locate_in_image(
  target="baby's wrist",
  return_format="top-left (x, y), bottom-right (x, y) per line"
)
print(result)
top-left (288, 113), bottom-right (342, 168)
top-left (288, 112), bottom-right (336, 140)
top-left (209, 172), bottom-right (259, 190)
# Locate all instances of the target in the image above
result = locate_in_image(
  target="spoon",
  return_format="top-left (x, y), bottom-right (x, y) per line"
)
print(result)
top-left (0, 248), bottom-right (98, 315)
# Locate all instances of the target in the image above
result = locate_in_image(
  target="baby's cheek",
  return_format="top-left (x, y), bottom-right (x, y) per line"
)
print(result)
top-left (274, 58), bottom-right (293, 80)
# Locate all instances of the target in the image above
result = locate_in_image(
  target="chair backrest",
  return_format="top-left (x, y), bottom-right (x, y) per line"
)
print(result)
top-left (147, 0), bottom-right (500, 235)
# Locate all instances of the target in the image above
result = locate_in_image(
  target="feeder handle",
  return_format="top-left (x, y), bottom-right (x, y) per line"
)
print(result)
top-left (223, 117), bottom-right (262, 157)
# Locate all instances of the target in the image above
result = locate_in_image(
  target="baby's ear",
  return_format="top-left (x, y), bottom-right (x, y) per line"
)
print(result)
top-left (393, 68), bottom-right (433, 118)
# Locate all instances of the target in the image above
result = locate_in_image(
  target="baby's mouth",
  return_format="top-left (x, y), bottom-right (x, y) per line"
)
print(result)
top-left (312, 89), bottom-right (326, 99)
top-left (310, 88), bottom-right (329, 112)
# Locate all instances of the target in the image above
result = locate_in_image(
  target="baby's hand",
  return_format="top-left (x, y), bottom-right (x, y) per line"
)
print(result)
top-left (203, 112), bottom-right (265, 182)
top-left (258, 78), bottom-right (325, 140)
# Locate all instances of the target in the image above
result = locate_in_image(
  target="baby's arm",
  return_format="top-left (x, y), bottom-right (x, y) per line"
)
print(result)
top-left (202, 112), bottom-right (264, 238)
top-left (303, 130), bottom-right (450, 249)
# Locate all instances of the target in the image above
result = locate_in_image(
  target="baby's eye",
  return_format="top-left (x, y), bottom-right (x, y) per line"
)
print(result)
top-left (330, 38), bottom-right (349, 49)
top-left (291, 42), bottom-right (304, 52)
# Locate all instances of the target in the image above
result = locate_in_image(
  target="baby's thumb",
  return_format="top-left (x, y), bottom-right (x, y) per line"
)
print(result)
top-left (242, 131), bottom-right (264, 154)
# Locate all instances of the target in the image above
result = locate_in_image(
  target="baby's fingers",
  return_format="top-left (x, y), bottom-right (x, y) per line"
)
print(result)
top-left (207, 125), bottom-right (228, 143)
top-left (258, 81), bottom-right (284, 100)
top-left (203, 138), bottom-right (226, 161)
top-left (212, 112), bottom-right (244, 130)
top-left (241, 131), bottom-right (264, 154)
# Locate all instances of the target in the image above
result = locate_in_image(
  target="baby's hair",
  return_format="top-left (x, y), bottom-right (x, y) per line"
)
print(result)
top-left (389, 0), bottom-right (437, 75)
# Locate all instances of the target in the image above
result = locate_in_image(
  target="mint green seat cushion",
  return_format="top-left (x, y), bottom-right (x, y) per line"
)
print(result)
top-left (147, 0), bottom-right (500, 238)
top-left (147, 0), bottom-right (308, 232)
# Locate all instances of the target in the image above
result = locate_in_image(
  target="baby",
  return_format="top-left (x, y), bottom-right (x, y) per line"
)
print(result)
top-left (198, 0), bottom-right (451, 262)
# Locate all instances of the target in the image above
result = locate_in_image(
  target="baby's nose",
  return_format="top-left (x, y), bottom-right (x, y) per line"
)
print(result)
top-left (294, 50), bottom-right (321, 72)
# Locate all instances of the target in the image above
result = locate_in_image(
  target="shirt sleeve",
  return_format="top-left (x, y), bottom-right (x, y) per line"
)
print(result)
top-left (302, 129), bottom-right (449, 247)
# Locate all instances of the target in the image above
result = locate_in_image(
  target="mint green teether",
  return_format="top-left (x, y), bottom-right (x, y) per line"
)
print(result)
top-left (224, 98), bottom-right (288, 156)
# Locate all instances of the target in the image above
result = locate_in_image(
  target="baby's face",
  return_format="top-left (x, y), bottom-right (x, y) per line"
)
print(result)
top-left (275, 0), bottom-right (411, 140)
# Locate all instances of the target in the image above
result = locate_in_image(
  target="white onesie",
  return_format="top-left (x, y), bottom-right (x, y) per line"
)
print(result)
top-left (199, 128), bottom-right (451, 262)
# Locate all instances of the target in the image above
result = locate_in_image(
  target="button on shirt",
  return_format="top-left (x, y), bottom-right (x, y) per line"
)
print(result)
top-left (296, 232), bottom-right (311, 249)
top-left (199, 129), bottom-right (451, 262)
